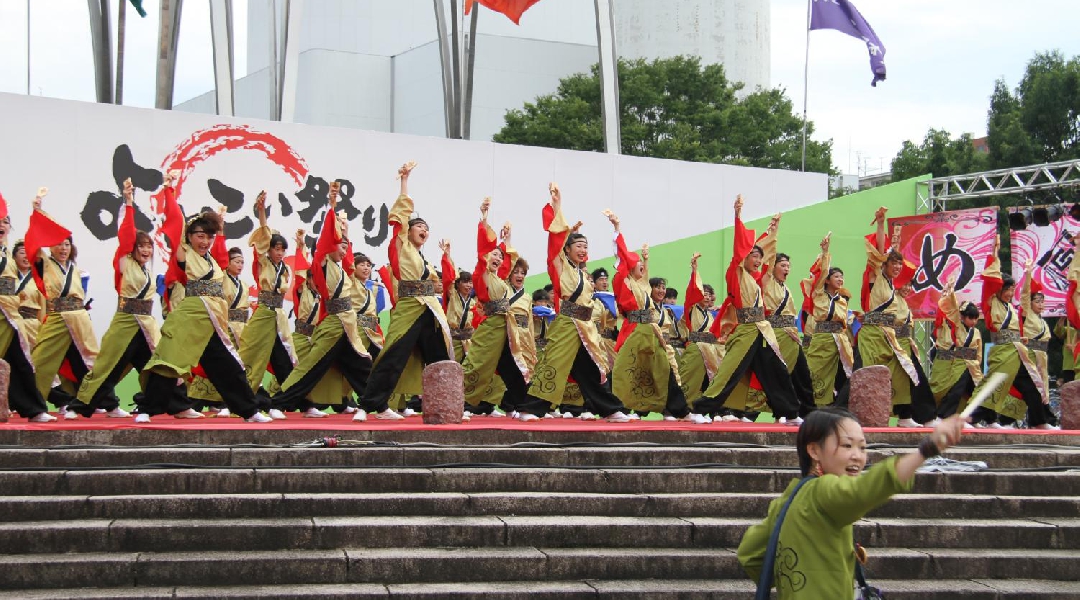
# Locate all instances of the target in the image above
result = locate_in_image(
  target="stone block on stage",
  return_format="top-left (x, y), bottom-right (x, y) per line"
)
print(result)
top-left (849, 364), bottom-right (891, 427)
top-left (422, 360), bottom-right (465, 424)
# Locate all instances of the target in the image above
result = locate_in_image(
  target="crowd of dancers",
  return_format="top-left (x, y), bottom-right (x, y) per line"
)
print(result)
top-left (0, 162), bottom-right (1069, 429)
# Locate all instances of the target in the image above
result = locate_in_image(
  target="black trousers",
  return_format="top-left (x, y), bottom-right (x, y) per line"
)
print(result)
top-left (693, 333), bottom-right (800, 419)
top-left (266, 336), bottom-right (295, 386)
top-left (4, 336), bottom-right (49, 418)
top-left (991, 365), bottom-right (1053, 427)
top-left (143, 334), bottom-right (260, 419)
top-left (272, 335), bottom-right (372, 412)
top-left (664, 367), bottom-right (690, 418)
top-left (523, 344), bottom-right (625, 418)
top-left (67, 332), bottom-right (151, 417)
top-left (937, 371), bottom-right (973, 420)
top-left (791, 349), bottom-right (816, 417)
top-left (902, 349), bottom-right (938, 423)
top-left (361, 311), bottom-right (451, 413)
top-left (47, 342), bottom-right (120, 413)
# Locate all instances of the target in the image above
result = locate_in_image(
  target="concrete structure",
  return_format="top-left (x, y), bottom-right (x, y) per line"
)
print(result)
top-left (175, 0), bottom-right (770, 141)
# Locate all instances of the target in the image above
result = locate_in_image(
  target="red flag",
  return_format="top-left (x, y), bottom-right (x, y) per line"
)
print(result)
top-left (464, 0), bottom-right (542, 24)
top-left (25, 209), bottom-right (72, 295)
top-left (0, 192), bottom-right (8, 221)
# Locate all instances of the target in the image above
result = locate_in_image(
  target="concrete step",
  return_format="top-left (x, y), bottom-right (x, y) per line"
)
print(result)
top-left (0, 516), bottom-right (1077, 554)
top-left (2, 491), bottom-right (1076, 522)
top-left (1, 467), bottom-right (1079, 497)
top-left (1, 579), bottom-right (1080, 599)
top-left (6, 547), bottom-right (1076, 590)
top-left (2, 445), bottom-right (1078, 470)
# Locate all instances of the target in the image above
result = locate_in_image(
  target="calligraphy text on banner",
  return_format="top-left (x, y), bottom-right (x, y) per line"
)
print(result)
top-left (1010, 216), bottom-right (1080, 317)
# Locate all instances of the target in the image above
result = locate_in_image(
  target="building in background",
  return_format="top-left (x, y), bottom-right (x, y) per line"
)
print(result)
top-left (175, 0), bottom-right (770, 141)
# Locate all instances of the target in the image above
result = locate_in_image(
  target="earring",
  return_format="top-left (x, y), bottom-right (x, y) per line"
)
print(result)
top-left (812, 461), bottom-right (824, 477)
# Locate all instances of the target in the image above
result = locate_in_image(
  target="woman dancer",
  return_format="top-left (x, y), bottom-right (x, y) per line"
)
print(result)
top-left (679, 254), bottom-right (726, 413)
top-left (799, 233), bottom-right (854, 408)
top-left (13, 241), bottom-right (45, 346)
top-left (442, 249), bottom-right (475, 363)
top-left (738, 409), bottom-right (965, 599)
top-left (520, 184), bottom-right (631, 422)
top-left (691, 195), bottom-right (800, 423)
top-left (1018, 259), bottom-right (1058, 427)
top-left (360, 162), bottom-right (452, 419)
top-left (68, 179), bottom-right (158, 418)
top-left (928, 276), bottom-right (982, 423)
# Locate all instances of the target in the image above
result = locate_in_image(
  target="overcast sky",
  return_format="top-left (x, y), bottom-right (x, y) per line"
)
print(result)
top-left (1, 0), bottom-right (1078, 176)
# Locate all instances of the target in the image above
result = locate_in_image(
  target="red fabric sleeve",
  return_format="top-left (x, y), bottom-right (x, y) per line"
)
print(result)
top-left (710, 297), bottom-right (735, 337)
top-left (726, 215), bottom-right (755, 309)
top-left (210, 229), bottom-right (229, 269)
top-left (981, 255), bottom-right (1003, 333)
top-left (441, 251), bottom-right (456, 311)
top-left (496, 242), bottom-right (512, 280)
top-left (113, 204), bottom-right (136, 293)
top-left (311, 208), bottom-right (342, 320)
top-left (543, 203), bottom-right (568, 311)
top-left (343, 241), bottom-right (355, 276)
top-left (387, 216), bottom-right (405, 281)
top-left (290, 246), bottom-right (310, 317)
top-left (378, 265), bottom-right (396, 306)
top-left (25, 209), bottom-right (73, 296)
top-left (683, 270), bottom-right (704, 329)
top-left (860, 233), bottom-right (878, 313)
top-left (161, 186), bottom-right (187, 311)
top-left (473, 221), bottom-right (496, 303)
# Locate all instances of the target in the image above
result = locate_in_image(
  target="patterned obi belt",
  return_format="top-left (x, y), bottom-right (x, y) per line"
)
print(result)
top-left (47, 296), bottom-right (84, 314)
top-left (357, 314), bottom-right (379, 329)
top-left (814, 321), bottom-right (844, 334)
top-left (559, 300), bottom-right (593, 321)
top-left (1027, 339), bottom-right (1049, 352)
top-left (992, 330), bottom-right (1021, 344)
top-left (768, 314), bottom-right (795, 329)
top-left (625, 309), bottom-right (657, 324)
top-left (450, 327), bottom-right (474, 341)
top-left (736, 306), bottom-right (765, 324)
top-left (186, 280), bottom-right (223, 298)
top-left (862, 311), bottom-right (895, 327)
top-left (228, 309), bottom-right (249, 323)
top-left (513, 314), bottom-right (530, 329)
top-left (599, 327), bottom-right (618, 341)
top-left (295, 320), bottom-right (316, 336)
top-left (688, 331), bottom-right (718, 344)
top-left (18, 306), bottom-right (39, 320)
top-left (895, 324), bottom-right (913, 339)
top-left (939, 346), bottom-right (978, 361)
top-left (258, 290), bottom-right (284, 309)
top-left (483, 299), bottom-right (509, 316)
top-left (118, 297), bottom-right (154, 316)
top-left (0, 278), bottom-right (16, 296)
top-left (535, 338), bottom-right (548, 350)
top-left (326, 297), bottom-right (352, 315)
top-left (398, 280), bottom-right (435, 298)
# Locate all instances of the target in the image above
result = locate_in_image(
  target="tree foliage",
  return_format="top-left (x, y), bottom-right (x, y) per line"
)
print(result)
top-left (890, 129), bottom-right (988, 183)
top-left (493, 56), bottom-right (834, 174)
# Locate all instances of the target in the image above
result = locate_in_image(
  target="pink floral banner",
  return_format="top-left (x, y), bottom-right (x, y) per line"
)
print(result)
top-left (887, 208), bottom-right (998, 320)
top-left (1010, 216), bottom-right (1080, 317)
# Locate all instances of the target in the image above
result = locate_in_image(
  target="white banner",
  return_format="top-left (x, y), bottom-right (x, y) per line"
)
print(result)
top-left (0, 93), bottom-right (826, 336)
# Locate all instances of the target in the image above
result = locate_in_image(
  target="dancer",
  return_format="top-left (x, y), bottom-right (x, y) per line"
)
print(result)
top-left (606, 209), bottom-right (699, 422)
top-left (691, 195), bottom-right (800, 423)
top-left (678, 254), bottom-right (727, 411)
top-left (27, 188), bottom-right (126, 417)
top-left (0, 191), bottom-right (53, 422)
top-left (799, 233), bottom-right (853, 408)
top-left (1018, 259), bottom-right (1058, 427)
top-left (239, 191), bottom-right (298, 399)
top-left (1054, 318), bottom-right (1076, 385)
top-left (69, 179), bottom-right (158, 418)
top-left (461, 198), bottom-right (535, 415)
top-left (224, 247), bottom-right (249, 345)
top-left (520, 184), bottom-right (631, 422)
top-left (342, 251), bottom-right (383, 414)
top-left (928, 276), bottom-right (982, 422)
top-left (971, 235), bottom-right (1053, 429)
top-left (442, 248), bottom-right (475, 363)
top-left (738, 409), bottom-right (966, 599)
top-left (591, 267), bottom-right (619, 372)
top-left (138, 175), bottom-right (269, 423)
top-left (13, 241), bottom-right (45, 345)
top-left (359, 162), bottom-right (451, 419)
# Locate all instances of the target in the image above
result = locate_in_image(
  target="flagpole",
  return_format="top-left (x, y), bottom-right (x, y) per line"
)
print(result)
top-left (801, 0), bottom-right (811, 172)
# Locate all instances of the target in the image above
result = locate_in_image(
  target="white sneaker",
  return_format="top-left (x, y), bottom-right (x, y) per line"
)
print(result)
top-left (683, 413), bottom-right (710, 424)
top-left (516, 412), bottom-right (540, 422)
top-left (720, 414), bottom-right (740, 422)
top-left (173, 408), bottom-right (205, 419)
top-left (627, 413), bottom-right (641, 421)
top-left (1033, 423), bottom-right (1061, 430)
top-left (603, 411), bottom-right (631, 423)
top-left (663, 415), bottom-right (677, 422)
top-left (245, 412), bottom-right (274, 423)
top-left (896, 418), bottom-right (920, 428)
top-left (509, 411), bottom-right (521, 419)
top-left (461, 411), bottom-right (471, 422)
top-left (303, 408), bottom-right (328, 418)
top-left (63, 410), bottom-right (80, 420)
top-left (105, 408), bottom-right (131, 418)
top-left (402, 408), bottom-right (418, 417)
top-left (561, 411), bottom-right (575, 419)
top-left (778, 416), bottom-right (803, 426)
top-left (543, 412), bottom-right (556, 419)
top-left (216, 408), bottom-right (231, 418)
top-left (376, 408), bottom-right (405, 420)
top-left (29, 412), bottom-right (57, 423)
top-left (94, 408), bottom-right (106, 414)
top-left (134, 413), bottom-right (151, 424)
top-left (342, 406), bottom-right (358, 414)
top-left (352, 410), bottom-right (368, 422)
top-left (579, 411), bottom-right (598, 421)
top-left (489, 408), bottom-right (506, 418)
top-left (268, 409), bottom-right (288, 420)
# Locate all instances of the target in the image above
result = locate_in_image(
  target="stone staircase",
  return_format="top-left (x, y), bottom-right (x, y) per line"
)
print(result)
top-left (0, 430), bottom-right (1078, 599)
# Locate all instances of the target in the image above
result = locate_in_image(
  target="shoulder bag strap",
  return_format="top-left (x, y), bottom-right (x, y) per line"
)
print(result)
top-left (756, 476), bottom-right (815, 600)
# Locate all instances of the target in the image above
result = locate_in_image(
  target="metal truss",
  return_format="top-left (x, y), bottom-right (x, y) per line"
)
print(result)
top-left (918, 158), bottom-right (1080, 214)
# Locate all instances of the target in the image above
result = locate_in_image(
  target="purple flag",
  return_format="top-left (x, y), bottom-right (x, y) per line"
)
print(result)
top-left (810, 0), bottom-right (886, 86)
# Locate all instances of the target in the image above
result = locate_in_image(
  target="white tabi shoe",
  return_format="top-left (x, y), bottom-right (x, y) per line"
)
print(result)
top-left (895, 418), bottom-right (920, 428)
top-left (133, 413), bottom-right (152, 424)
top-left (1033, 423), bottom-right (1061, 430)
top-left (402, 408), bottom-right (418, 417)
top-left (342, 406), bottom-right (358, 414)
top-left (173, 408), bottom-right (205, 419)
top-left (603, 411), bottom-right (632, 423)
top-left (268, 409), bottom-right (288, 420)
top-left (352, 410), bottom-right (368, 422)
top-left (245, 412), bottom-right (274, 423)
top-left (489, 408), bottom-right (506, 418)
top-left (106, 408), bottom-right (131, 418)
top-left (303, 408), bottom-right (328, 418)
top-left (29, 412), bottom-right (57, 423)
top-left (376, 408), bottom-right (405, 420)
top-left (216, 408), bottom-right (231, 418)
top-left (516, 412), bottom-right (540, 422)
top-left (683, 413), bottom-right (710, 424)
top-left (579, 411), bottom-right (598, 421)
top-left (63, 411), bottom-right (80, 420)
top-left (720, 414), bottom-right (740, 422)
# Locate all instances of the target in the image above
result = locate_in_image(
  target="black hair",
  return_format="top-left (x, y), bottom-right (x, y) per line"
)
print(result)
top-left (664, 288), bottom-right (678, 301)
top-left (749, 245), bottom-right (764, 257)
top-left (960, 302), bottom-right (980, 320)
top-left (703, 284), bottom-right (715, 295)
top-left (544, 283), bottom-right (554, 293)
top-left (12, 241), bottom-right (24, 256)
top-left (827, 267), bottom-right (844, 280)
top-left (776, 252), bottom-right (791, 265)
top-left (564, 233), bottom-right (587, 252)
top-left (532, 289), bottom-right (551, 303)
top-left (186, 211), bottom-right (223, 239)
top-left (455, 270), bottom-right (473, 284)
top-left (1001, 275), bottom-right (1016, 289)
top-left (354, 252), bottom-right (372, 266)
top-left (591, 267), bottom-right (609, 280)
top-left (269, 233), bottom-right (289, 252)
top-left (228, 246), bottom-right (243, 259)
top-left (887, 250), bottom-right (904, 263)
top-left (797, 407), bottom-right (861, 477)
top-left (649, 277), bottom-right (667, 289)
top-left (1032, 292), bottom-right (1046, 302)
top-left (408, 217), bottom-right (427, 229)
top-left (132, 230), bottom-right (152, 257)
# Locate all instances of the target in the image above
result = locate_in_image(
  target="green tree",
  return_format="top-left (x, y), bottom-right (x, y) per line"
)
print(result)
top-left (987, 50), bottom-right (1080, 168)
top-left (890, 128), bottom-right (988, 182)
top-left (493, 56), bottom-right (834, 173)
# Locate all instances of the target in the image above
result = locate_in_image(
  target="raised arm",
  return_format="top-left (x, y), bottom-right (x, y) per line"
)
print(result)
top-left (726, 195), bottom-right (754, 306)
top-left (161, 171), bottom-right (186, 265)
top-left (542, 183), bottom-right (570, 300)
top-left (873, 206), bottom-right (888, 254)
top-left (439, 238), bottom-right (455, 310)
top-left (113, 179), bottom-right (137, 291)
top-left (683, 253), bottom-right (704, 328)
top-left (497, 221), bottom-right (515, 280)
top-left (1020, 259), bottom-right (1035, 316)
top-left (290, 229), bottom-right (309, 316)
top-left (800, 233), bottom-right (831, 317)
top-left (210, 205), bottom-right (230, 269)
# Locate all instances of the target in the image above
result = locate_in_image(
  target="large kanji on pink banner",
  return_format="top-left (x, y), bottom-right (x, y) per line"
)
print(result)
top-left (887, 208), bottom-right (998, 319)
top-left (1010, 216), bottom-right (1080, 317)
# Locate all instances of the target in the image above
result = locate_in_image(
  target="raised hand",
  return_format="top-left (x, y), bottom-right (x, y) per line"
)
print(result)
top-left (871, 206), bottom-right (888, 225)
top-left (329, 181), bottom-right (340, 209)
top-left (217, 204), bottom-right (228, 218)
top-left (500, 221), bottom-right (512, 241)
top-left (549, 182), bottom-right (561, 208)
top-left (944, 274), bottom-right (957, 294)
top-left (256, 190), bottom-right (267, 210)
top-left (397, 161), bottom-right (417, 180)
top-left (294, 229), bottom-right (305, 245)
top-left (165, 170), bottom-right (179, 187)
top-left (480, 197), bottom-right (491, 220)
top-left (768, 212), bottom-right (781, 232)
top-left (993, 234), bottom-right (1001, 254)
top-left (1025, 258), bottom-right (1035, 273)
top-left (641, 243), bottom-right (650, 262)
top-left (820, 231), bottom-right (832, 252)
top-left (123, 178), bottom-right (134, 205)
top-left (734, 195), bottom-right (744, 217)
top-left (570, 220), bottom-right (584, 233)
top-left (691, 252), bottom-right (701, 269)
top-left (602, 209), bottom-right (619, 231)
top-left (438, 238), bottom-right (451, 254)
